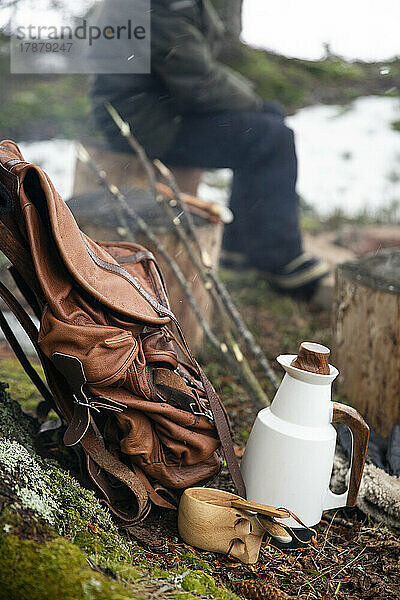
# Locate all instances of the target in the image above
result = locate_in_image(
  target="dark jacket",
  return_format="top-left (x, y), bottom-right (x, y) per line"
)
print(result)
top-left (91, 0), bottom-right (262, 157)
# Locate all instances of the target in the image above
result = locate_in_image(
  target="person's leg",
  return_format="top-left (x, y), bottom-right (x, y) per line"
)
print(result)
top-left (161, 110), bottom-right (302, 273)
top-left (226, 122), bottom-right (302, 272)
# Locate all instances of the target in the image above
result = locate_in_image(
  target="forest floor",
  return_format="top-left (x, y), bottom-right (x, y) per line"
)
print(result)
top-left (0, 267), bottom-right (398, 600)
top-left (0, 25), bottom-right (399, 598)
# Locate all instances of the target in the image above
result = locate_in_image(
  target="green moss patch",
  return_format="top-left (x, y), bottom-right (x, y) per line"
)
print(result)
top-left (0, 535), bottom-right (137, 600)
top-left (0, 358), bottom-right (44, 415)
top-left (221, 43), bottom-right (392, 112)
top-left (181, 570), bottom-right (239, 600)
top-left (0, 382), bottom-right (136, 561)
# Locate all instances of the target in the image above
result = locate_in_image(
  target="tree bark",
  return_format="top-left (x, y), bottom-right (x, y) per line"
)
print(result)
top-left (333, 250), bottom-right (400, 437)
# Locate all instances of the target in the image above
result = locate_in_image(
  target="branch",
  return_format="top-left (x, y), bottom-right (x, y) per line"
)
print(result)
top-left (153, 160), bottom-right (279, 391)
top-left (76, 144), bottom-right (268, 407)
top-left (105, 103), bottom-right (272, 407)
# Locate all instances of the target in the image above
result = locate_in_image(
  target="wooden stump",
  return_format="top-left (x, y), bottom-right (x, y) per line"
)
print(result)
top-left (333, 249), bottom-right (400, 436)
top-left (73, 144), bottom-right (204, 196)
top-left (71, 144), bottom-right (221, 353)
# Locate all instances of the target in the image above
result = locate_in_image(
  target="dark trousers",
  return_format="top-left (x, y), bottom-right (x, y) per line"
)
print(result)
top-left (160, 110), bottom-right (302, 273)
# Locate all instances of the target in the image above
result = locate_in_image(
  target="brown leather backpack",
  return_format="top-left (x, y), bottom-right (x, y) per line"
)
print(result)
top-left (0, 140), bottom-right (245, 523)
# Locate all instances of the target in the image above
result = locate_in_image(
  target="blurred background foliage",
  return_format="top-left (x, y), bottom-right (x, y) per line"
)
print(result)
top-left (0, 0), bottom-right (398, 141)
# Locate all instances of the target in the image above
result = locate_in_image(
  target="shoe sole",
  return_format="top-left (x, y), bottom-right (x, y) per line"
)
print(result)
top-left (269, 262), bottom-right (330, 290)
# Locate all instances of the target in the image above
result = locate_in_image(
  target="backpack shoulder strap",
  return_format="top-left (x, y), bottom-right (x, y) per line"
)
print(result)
top-left (197, 364), bottom-right (246, 498)
top-left (172, 319), bottom-right (247, 498)
top-left (0, 280), bottom-right (54, 407)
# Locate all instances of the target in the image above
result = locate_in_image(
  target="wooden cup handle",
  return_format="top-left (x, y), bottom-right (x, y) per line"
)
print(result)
top-left (332, 402), bottom-right (369, 506)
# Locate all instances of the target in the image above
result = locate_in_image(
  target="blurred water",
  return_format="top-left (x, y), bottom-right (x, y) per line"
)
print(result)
top-left (288, 96), bottom-right (400, 218)
top-left (19, 95), bottom-right (400, 219)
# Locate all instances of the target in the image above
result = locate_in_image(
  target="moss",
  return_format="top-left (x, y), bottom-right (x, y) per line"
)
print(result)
top-left (0, 438), bottom-right (59, 523)
top-left (300, 214), bottom-right (324, 233)
top-left (103, 560), bottom-right (143, 584)
top-left (0, 359), bottom-right (45, 415)
top-left (0, 535), bottom-right (138, 600)
top-left (221, 42), bottom-right (398, 112)
top-left (0, 381), bottom-right (133, 554)
top-left (223, 44), bottom-right (308, 109)
top-left (293, 57), bottom-right (363, 82)
top-left (0, 525), bottom-right (238, 600)
top-left (168, 594), bottom-right (199, 600)
top-left (0, 73), bottom-right (91, 141)
top-left (180, 570), bottom-right (240, 600)
top-left (178, 551), bottom-right (213, 572)
top-left (48, 467), bottom-right (124, 539)
top-left (0, 507), bottom-right (54, 544)
top-left (391, 119), bottom-right (400, 132)
top-left (0, 381), bottom-right (37, 451)
top-left (0, 428), bottom-right (136, 564)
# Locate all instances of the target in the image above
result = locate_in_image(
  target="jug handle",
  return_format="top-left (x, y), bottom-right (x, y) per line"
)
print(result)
top-left (331, 402), bottom-right (369, 506)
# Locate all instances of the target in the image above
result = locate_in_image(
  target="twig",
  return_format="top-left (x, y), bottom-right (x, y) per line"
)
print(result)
top-left (105, 103), bottom-right (270, 407)
top-left (77, 144), bottom-right (217, 345)
top-left (154, 159), bottom-right (280, 392)
top-left (317, 510), bottom-right (339, 555)
top-left (154, 178), bottom-right (268, 407)
top-left (106, 102), bottom-right (159, 201)
top-left (331, 547), bottom-right (366, 579)
top-left (149, 583), bottom-right (175, 599)
top-left (76, 144), bottom-right (267, 401)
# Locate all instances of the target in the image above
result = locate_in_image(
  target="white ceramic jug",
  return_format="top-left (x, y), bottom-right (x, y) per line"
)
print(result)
top-left (241, 342), bottom-right (369, 529)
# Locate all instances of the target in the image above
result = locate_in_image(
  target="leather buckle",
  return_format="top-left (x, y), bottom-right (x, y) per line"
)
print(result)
top-left (73, 392), bottom-right (100, 413)
top-left (189, 402), bottom-right (213, 421)
top-left (51, 352), bottom-right (96, 446)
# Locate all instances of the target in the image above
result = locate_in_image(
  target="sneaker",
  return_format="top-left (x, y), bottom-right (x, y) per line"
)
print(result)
top-left (266, 253), bottom-right (330, 296)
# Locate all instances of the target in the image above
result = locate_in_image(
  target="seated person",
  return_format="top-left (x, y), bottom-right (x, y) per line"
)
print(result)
top-left (91, 0), bottom-right (329, 295)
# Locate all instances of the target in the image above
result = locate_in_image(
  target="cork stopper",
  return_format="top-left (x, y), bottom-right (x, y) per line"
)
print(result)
top-left (290, 342), bottom-right (330, 375)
